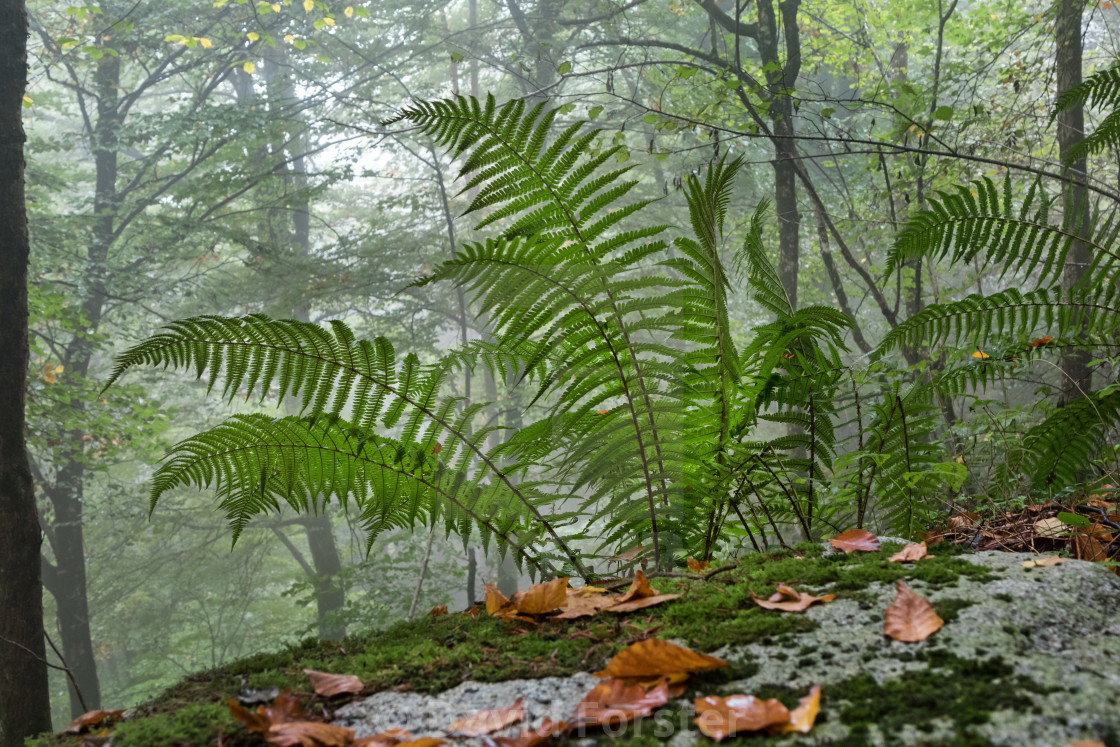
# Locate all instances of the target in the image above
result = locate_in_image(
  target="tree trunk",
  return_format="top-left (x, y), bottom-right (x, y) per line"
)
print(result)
top-left (1056, 0), bottom-right (1091, 405)
top-left (0, 0), bottom-right (53, 741)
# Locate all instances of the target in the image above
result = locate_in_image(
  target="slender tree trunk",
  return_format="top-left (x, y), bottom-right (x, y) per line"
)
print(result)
top-left (1056, 0), bottom-right (1091, 405)
top-left (0, 1), bottom-right (53, 741)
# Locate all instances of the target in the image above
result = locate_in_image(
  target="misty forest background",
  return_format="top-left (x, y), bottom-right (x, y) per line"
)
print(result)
top-left (17, 0), bottom-right (1119, 729)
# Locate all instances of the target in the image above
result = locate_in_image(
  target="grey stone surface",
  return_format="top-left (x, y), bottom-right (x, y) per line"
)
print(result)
top-left (332, 552), bottom-right (1120, 746)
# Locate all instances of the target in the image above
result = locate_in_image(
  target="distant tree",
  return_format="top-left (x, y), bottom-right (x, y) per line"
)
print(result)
top-left (0, 0), bottom-right (53, 742)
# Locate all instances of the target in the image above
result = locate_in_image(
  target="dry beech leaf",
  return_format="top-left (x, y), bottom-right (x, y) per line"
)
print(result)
top-left (1034, 516), bottom-right (1068, 539)
top-left (64, 709), bottom-right (127, 734)
top-left (554, 588), bottom-right (615, 620)
top-left (462, 605), bottom-right (481, 619)
top-left (427, 604), bottom-right (449, 617)
top-left (396, 739), bottom-right (445, 747)
top-left (265, 721), bottom-right (355, 747)
top-left (490, 718), bottom-right (566, 747)
top-left (770, 684), bottom-right (821, 734)
top-left (228, 699), bottom-right (272, 733)
top-left (594, 638), bottom-right (727, 678)
top-left (884, 580), bottom-right (944, 642)
top-left (571, 677), bottom-right (670, 728)
top-left (228, 691), bottom-right (305, 733)
top-left (607, 592), bottom-right (681, 613)
top-left (510, 577), bottom-right (569, 615)
top-left (1021, 556), bottom-right (1067, 568)
top-left (610, 544), bottom-right (649, 564)
top-left (1073, 527), bottom-right (1109, 562)
top-left (687, 557), bottom-right (711, 572)
top-left (485, 583), bottom-right (513, 616)
top-left (1063, 741), bottom-right (1107, 747)
top-left (829, 529), bottom-right (881, 553)
top-left (694, 694), bottom-right (790, 740)
top-left (751, 583), bottom-right (835, 613)
top-left (304, 669), bottom-right (364, 697)
top-left (888, 542), bottom-right (929, 563)
top-left (447, 697), bottom-right (525, 736)
top-left (352, 728), bottom-right (413, 747)
top-left (606, 570), bottom-right (681, 613)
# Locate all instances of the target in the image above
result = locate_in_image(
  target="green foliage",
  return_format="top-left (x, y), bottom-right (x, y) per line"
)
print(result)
top-left (1054, 63), bottom-right (1120, 164)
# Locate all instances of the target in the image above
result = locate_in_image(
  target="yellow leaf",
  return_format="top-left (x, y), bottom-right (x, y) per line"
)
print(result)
top-left (303, 0), bottom-right (314, 10)
top-left (344, 6), bottom-right (354, 17)
top-left (323, 16), bottom-right (335, 25)
top-left (271, 2), bottom-right (281, 10)
top-left (284, 34), bottom-right (295, 42)
top-left (971, 350), bottom-right (990, 359)
top-left (243, 61), bottom-right (256, 73)
top-left (198, 37), bottom-right (212, 48)
top-left (22, 95), bottom-right (33, 108)
top-left (246, 32), bottom-right (259, 41)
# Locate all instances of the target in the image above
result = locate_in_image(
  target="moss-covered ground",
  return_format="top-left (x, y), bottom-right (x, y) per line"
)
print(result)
top-left (31, 541), bottom-right (1024, 747)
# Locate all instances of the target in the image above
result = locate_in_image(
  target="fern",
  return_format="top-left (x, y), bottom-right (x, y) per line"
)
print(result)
top-left (1054, 63), bottom-right (1120, 164)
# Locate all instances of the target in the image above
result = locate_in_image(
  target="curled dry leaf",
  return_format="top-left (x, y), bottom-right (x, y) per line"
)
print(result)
top-left (64, 709), bottom-right (127, 735)
top-left (304, 669), bottom-right (364, 698)
top-left (352, 728), bottom-right (413, 747)
top-left (264, 721), bottom-right (355, 747)
top-left (462, 605), bottom-right (481, 619)
top-left (229, 691), bottom-right (307, 733)
top-left (490, 718), bottom-right (566, 747)
top-left (884, 580), bottom-right (944, 642)
top-left (594, 638), bottom-right (727, 679)
top-left (694, 694), bottom-right (790, 740)
top-left (427, 604), bottom-right (449, 617)
top-left (687, 557), bottom-right (711, 572)
top-left (447, 697), bottom-right (525, 736)
top-left (888, 542), bottom-right (929, 563)
top-left (829, 529), bottom-right (881, 553)
top-left (554, 587), bottom-right (615, 620)
top-left (1021, 555), bottom-right (1067, 568)
top-left (510, 577), bottom-right (569, 615)
top-left (607, 570), bottom-right (681, 613)
top-left (571, 677), bottom-right (670, 728)
top-left (770, 684), bottom-right (821, 735)
top-left (750, 583), bottom-right (835, 613)
top-left (1073, 527), bottom-right (1110, 562)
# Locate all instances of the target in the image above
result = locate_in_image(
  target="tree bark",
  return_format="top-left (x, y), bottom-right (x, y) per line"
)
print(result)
top-left (1056, 0), bottom-right (1091, 405)
top-left (0, 0), bottom-right (54, 741)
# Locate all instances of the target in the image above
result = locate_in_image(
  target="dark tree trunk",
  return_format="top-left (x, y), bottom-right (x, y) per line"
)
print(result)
top-left (0, 0), bottom-right (53, 742)
top-left (1056, 0), bottom-right (1091, 405)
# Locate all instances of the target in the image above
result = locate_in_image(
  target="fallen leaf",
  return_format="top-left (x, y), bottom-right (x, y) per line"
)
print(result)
top-left (1072, 527), bottom-right (1109, 562)
top-left (770, 684), bottom-right (821, 734)
top-left (228, 699), bottom-right (272, 733)
top-left (462, 605), bottom-right (480, 619)
top-left (571, 678), bottom-right (670, 728)
top-left (447, 697), bottom-right (525, 736)
top-left (554, 588), bottom-right (616, 619)
top-left (304, 669), bottom-right (364, 697)
top-left (397, 739), bottom-right (445, 747)
top-left (427, 604), bottom-right (449, 617)
top-left (884, 580), bottom-right (944, 642)
top-left (490, 718), bottom-right (566, 747)
top-left (352, 728), bottom-right (413, 747)
top-left (1021, 555), bottom-right (1066, 568)
top-left (607, 592), bottom-right (682, 613)
top-left (265, 721), bottom-right (355, 747)
top-left (605, 569), bottom-right (681, 612)
top-left (694, 693), bottom-right (790, 740)
top-left (614, 570), bottom-right (656, 604)
top-left (1034, 516), bottom-right (1068, 538)
top-left (609, 544), bottom-right (650, 564)
top-left (509, 577), bottom-right (569, 615)
top-left (829, 529), bottom-right (881, 553)
top-left (1063, 741), bottom-right (1107, 747)
top-left (64, 709), bottom-right (127, 735)
top-left (888, 542), bottom-right (929, 563)
top-left (687, 558), bottom-right (711, 572)
top-left (594, 639), bottom-right (726, 679)
top-left (750, 583), bottom-right (835, 612)
top-left (947, 512), bottom-right (977, 529)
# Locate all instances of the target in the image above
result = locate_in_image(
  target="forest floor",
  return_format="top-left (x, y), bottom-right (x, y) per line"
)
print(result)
top-left (31, 528), bottom-right (1120, 747)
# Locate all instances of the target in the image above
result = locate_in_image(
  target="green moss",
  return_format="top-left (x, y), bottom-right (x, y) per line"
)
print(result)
top-left (111, 704), bottom-right (240, 747)
top-left (933, 597), bottom-right (977, 623)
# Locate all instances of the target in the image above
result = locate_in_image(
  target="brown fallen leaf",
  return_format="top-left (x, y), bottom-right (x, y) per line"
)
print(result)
top-left (769, 684), bottom-right (821, 734)
top-left (594, 639), bottom-right (727, 679)
top-left (884, 580), bottom-right (944, 642)
top-left (485, 583), bottom-right (531, 623)
top-left (397, 739), bottom-right (446, 747)
top-left (490, 718), bottom-right (566, 747)
top-left (64, 709), bottom-right (127, 735)
top-left (614, 570), bottom-right (657, 604)
top-left (694, 694), bottom-right (790, 740)
top-left (750, 583), bottom-right (835, 613)
top-left (605, 569), bottom-right (681, 613)
top-left (1073, 526), bottom-right (1109, 562)
top-left (554, 588), bottom-right (616, 619)
top-left (352, 728), bottom-right (413, 747)
top-left (427, 604), bottom-right (449, 617)
top-left (687, 558), bottom-right (711, 572)
top-left (829, 529), bottom-right (881, 553)
top-left (509, 578), bottom-right (569, 615)
top-left (304, 669), bottom-right (364, 698)
top-left (1021, 556), bottom-right (1067, 568)
top-left (1034, 516), bottom-right (1068, 539)
top-left (228, 699), bottom-right (273, 733)
top-left (571, 678), bottom-right (671, 728)
top-left (888, 542), bottom-right (929, 563)
top-left (1063, 741), bottom-right (1107, 747)
top-left (462, 605), bottom-right (481, 619)
top-left (446, 697), bottom-right (525, 736)
top-left (607, 592), bottom-right (682, 613)
top-left (265, 721), bottom-right (355, 747)
top-left (610, 544), bottom-right (650, 564)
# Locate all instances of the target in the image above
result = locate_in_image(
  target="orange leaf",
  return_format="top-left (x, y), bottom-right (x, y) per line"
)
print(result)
top-left (694, 693), bottom-right (790, 740)
top-left (1073, 527), bottom-right (1109, 562)
top-left (883, 580), bottom-right (944, 642)
top-left (750, 583), bottom-right (835, 612)
top-left (1029, 336), bottom-right (1053, 349)
top-left (687, 557), bottom-right (711, 572)
top-left (64, 709), bottom-right (126, 735)
top-left (398, 738), bottom-right (446, 747)
top-left (491, 718), bottom-right (566, 747)
top-left (888, 542), bottom-right (929, 563)
top-left (228, 691), bottom-right (305, 733)
top-left (1063, 741), bottom-right (1107, 747)
top-left (554, 588), bottom-right (616, 619)
top-left (1021, 555), bottom-right (1066, 568)
top-left (446, 697), bottom-right (525, 736)
top-left (971, 350), bottom-right (990, 359)
top-left (607, 593), bottom-right (682, 613)
top-left (510, 577), bottom-right (569, 615)
top-left (352, 728), bottom-right (413, 747)
top-left (427, 604), bottom-right (449, 617)
top-left (304, 669), bottom-right (364, 697)
top-left (571, 678), bottom-right (670, 728)
top-left (594, 639), bottom-right (727, 679)
top-left (265, 721), bottom-right (355, 747)
top-left (462, 605), bottom-right (480, 619)
top-left (228, 699), bottom-right (272, 733)
top-left (769, 684), bottom-right (821, 734)
top-left (829, 529), bottom-right (881, 553)
top-left (431, 442), bottom-right (443, 455)
top-left (614, 570), bottom-right (656, 604)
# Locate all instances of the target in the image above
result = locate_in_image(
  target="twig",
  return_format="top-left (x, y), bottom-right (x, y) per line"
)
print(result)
top-left (407, 527), bottom-right (437, 621)
top-left (2, 631), bottom-right (89, 713)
